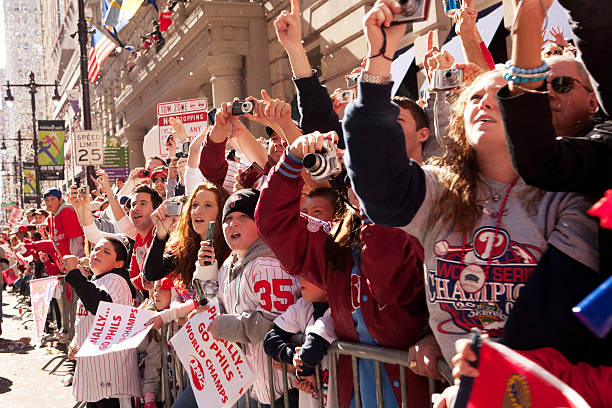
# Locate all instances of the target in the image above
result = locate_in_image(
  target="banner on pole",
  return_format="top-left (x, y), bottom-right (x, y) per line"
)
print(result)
top-left (30, 276), bottom-right (61, 345)
top-left (38, 120), bottom-right (65, 180)
top-left (156, 98), bottom-right (208, 159)
top-left (170, 298), bottom-right (254, 408)
top-left (73, 130), bottom-right (104, 166)
top-left (23, 164), bottom-right (37, 198)
top-left (76, 301), bottom-right (156, 357)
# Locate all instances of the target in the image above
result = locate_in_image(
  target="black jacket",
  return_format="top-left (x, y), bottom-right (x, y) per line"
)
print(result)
top-left (65, 267), bottom-right (136, 315)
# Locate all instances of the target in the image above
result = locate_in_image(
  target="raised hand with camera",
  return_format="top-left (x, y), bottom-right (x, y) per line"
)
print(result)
top-left (362, 0), bottom-right (405, 78)
top-left (149, 200), bottom-right (179, 240)
top-left (209, 102), bottom-right (234, 143)
top-left (288, 131), bottom-right (339, 161)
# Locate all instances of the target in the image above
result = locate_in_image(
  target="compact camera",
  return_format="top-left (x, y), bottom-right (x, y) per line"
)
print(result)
top-left (302, 139), bottom-right (342, 182)
top-left (392, 0), bottom-right (431, 24)
top-left (176, 141), bottom-right (190, 158)
top-left (443, 0), bottom-right (461, 16)
top-left (431, 68), bottom-right (463, 90)
top-left (337, 90), bottom-right (354, 104)
top-left (165, 201), bottom-right (183, 216)
top-left (239, 162), bottom-right (265, 188)
top-left (231, 100), bottom-right (254, 116)
top-left (137, 169), bottom-right (150, 178)
top-left (346, 73), bottom-right (360, 88)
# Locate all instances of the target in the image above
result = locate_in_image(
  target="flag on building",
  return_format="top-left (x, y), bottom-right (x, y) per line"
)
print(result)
top-left (117, 0), bottom-right (144, 27)
top-left (454, 334), bottom-right (590, 408)
top-left (88, 27), bottom-right (116, 83)
top-left (103, 0), bottom-right (123, 28)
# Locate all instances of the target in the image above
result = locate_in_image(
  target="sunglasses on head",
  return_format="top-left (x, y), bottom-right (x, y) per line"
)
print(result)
top-left (548, 76), bottom-right (592, 94)
top-left (153, 177), bottom-right (167, 183)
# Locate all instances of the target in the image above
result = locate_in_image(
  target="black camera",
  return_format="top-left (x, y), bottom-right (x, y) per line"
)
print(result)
top-left (231, 100), bottom-right (254, 116)
top-left (176, 141), bottom-right (190, 158)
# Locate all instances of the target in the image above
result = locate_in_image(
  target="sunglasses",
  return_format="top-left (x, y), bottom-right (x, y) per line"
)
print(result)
top-left (548, 76), bottom-right (593, 94)
top-left (153, 177), bottom-right (167, 183)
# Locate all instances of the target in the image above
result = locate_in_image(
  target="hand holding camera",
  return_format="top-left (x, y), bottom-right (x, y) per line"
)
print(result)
top-left (209, 102), bottom-right (234, 143)
top-left (289, 131), bottom-right (342, 182)
top-left (151, 200), bottom-right (181, 240)
top-left (363, 1), bottom-right (405, 72)
top-left (95, 169), bottom-right (114, 197)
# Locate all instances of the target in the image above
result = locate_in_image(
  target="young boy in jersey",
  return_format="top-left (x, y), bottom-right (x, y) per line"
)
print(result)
top-left (65, 237), bottom-right (141, 408)
top-left (264, 278), bottom-right (337, 408)
top-left (208, 188), bottom-right (302, 407)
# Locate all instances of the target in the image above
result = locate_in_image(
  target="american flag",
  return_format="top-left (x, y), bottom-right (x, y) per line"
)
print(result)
top-left (88, 27), bottom-right (116, 83)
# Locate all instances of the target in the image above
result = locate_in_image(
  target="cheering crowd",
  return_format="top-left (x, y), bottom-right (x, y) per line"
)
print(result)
top-left (1, 0), bottom-right (611, 407)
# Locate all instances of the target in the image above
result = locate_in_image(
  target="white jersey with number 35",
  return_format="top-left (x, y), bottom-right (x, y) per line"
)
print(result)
top-left (217, 255), bottom-right (300, 404)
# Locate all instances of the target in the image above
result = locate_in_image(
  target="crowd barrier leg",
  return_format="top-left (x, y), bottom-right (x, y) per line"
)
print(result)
top-left (281, 361), bottom-right (289, 408)
top-left (314, 365), bottom-right (324, 408)
top-left (329, 351), bottom-right (340, 408)
top-left (351, 356), bottom-right (361, 408)
top-left (267, 354), bottom-right (275, 407)
top-left (399, 365), bottom-right (408, 408)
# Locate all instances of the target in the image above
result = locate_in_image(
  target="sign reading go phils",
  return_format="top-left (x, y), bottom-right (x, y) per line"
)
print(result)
top-left (76, 301), bottom-right (156, 357)
top-left (170, 298), bottom-right (254, 408)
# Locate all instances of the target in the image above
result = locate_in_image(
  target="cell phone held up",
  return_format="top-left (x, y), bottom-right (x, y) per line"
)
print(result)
top-left (239, 162), bottom-right (265, 188)
top-left (203, 221), bottom-right (216, 266)
top-left (231, 100), bottom-right (255, 116)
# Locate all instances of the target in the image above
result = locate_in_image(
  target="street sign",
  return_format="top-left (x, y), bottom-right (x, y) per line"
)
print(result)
top-left (103, 145), bottom-right (130, 180)
top-left (156, 97), bottom-right (208, 158)
top-left (73, 130), bottom-right (104, 166)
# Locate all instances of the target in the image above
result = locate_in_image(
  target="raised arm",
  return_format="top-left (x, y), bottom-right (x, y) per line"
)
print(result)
top-left (199, 103), bottom-right (233, 186)
top-left (342, 0), bottom-right (426, 226)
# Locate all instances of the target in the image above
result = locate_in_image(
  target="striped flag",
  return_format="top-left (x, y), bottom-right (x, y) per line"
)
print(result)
top-left (88, 27), bottom-right (116, 83)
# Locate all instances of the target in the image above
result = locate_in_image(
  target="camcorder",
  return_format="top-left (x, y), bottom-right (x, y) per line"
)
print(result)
top-left (232, 100), bottom-right (255, 116)
top-left (431, 68), bottom-right (463, 90)
top-left (303, 139), bottom-right (342, 182)
top-left (165, 201), bottom-right (183, 216)
top-left (176, 141), bottom-right (190, 158)
top-left (392, 0), bottom-right (431, 25)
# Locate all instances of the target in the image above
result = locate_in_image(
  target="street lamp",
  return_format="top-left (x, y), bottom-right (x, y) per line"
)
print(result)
top-left (1, 130), bottom-right (26, 207)
top-left (3, 72), bottom-right (61, 206)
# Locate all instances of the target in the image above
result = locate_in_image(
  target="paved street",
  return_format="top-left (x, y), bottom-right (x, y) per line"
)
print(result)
top-left (0, 289), bottom-right (74, 407)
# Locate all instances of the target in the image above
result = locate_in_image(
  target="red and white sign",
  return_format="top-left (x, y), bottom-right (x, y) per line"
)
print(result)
top-left (170, 298), bottom-right (254, 408)
top-left (30, 276), bottom-right (61, 345)
top-left (156, 97), bottom-right (208, 158)
top-left (8, 206), bottom-right (22, 225)
top-left (76, 301), bottom-right (156, 357)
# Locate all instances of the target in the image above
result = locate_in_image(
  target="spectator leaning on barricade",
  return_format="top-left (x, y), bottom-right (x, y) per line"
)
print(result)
top-left (64, 238), bottom-right (140, 407)
top-left (342, 0), bottom-right (599, 374)
top-left (491, 0), bottom-right (612, 366)
top-left (43, 188), bottom-right (85, 258)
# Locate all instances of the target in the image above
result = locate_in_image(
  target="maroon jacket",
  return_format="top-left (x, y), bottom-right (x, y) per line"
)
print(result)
top-left (255, 153), bottom-right (429, 408)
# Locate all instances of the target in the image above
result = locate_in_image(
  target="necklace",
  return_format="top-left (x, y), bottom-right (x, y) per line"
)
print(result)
top-left (460, 177), bottom-right (519, 282)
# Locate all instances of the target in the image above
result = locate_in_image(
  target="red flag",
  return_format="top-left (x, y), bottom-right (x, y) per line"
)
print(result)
top-left (456, 337), bottom-right (590, 408)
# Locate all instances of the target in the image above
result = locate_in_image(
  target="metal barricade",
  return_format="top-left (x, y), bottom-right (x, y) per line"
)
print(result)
top-left (162, 337), bottom-right (452, 408)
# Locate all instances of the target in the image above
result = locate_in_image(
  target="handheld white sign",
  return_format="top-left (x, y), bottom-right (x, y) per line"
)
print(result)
top-left (76, 301), bottom-right (156, 357)
top-left (170, 298), bottom-right (254, 408)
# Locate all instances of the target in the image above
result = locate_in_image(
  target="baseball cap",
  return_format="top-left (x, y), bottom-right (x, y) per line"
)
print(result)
top-left (150, 167), bottom-right (168, 181)
top-left (222, 188), bottom-right (260, 222)
top-left (43, 188), bottom-right (62, 200)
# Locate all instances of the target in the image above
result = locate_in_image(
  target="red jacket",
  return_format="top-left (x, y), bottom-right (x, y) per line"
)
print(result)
top-left (255, 153), bottom-right (429, 408)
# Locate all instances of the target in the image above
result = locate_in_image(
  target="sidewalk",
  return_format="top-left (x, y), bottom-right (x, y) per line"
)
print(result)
top-left (0, 288), bottom-right (75, 407)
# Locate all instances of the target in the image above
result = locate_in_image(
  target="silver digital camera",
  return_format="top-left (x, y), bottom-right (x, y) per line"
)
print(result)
top-left (431, 68), bottom-right (463, 90)
top-left (392, 0), bottom-right (431, 24)
top-left (302, 139), bottom-right (342, 182)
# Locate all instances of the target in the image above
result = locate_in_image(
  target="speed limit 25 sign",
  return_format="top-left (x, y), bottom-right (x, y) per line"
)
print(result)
top-left (73, 130), bottom-right (104, 166)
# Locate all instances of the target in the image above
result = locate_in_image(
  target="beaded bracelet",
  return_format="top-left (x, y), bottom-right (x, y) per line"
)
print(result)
top-left (503, 70), bottom-right (551, 84)
top-left (504, 60), bottom-right (549, 75)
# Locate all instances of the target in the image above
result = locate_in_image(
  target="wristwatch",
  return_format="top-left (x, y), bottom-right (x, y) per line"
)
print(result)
top-left (360, 71), bottom-right (392, 85)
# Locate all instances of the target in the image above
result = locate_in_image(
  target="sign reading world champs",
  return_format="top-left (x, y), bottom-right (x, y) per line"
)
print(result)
top-left (37, 120), bottom-right (65, 180)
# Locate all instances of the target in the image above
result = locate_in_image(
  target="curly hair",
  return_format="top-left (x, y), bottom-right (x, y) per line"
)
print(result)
top-left (427, 70), bottom-right (545, 233)
top-left (166, 182), bottom-right (231, 286)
